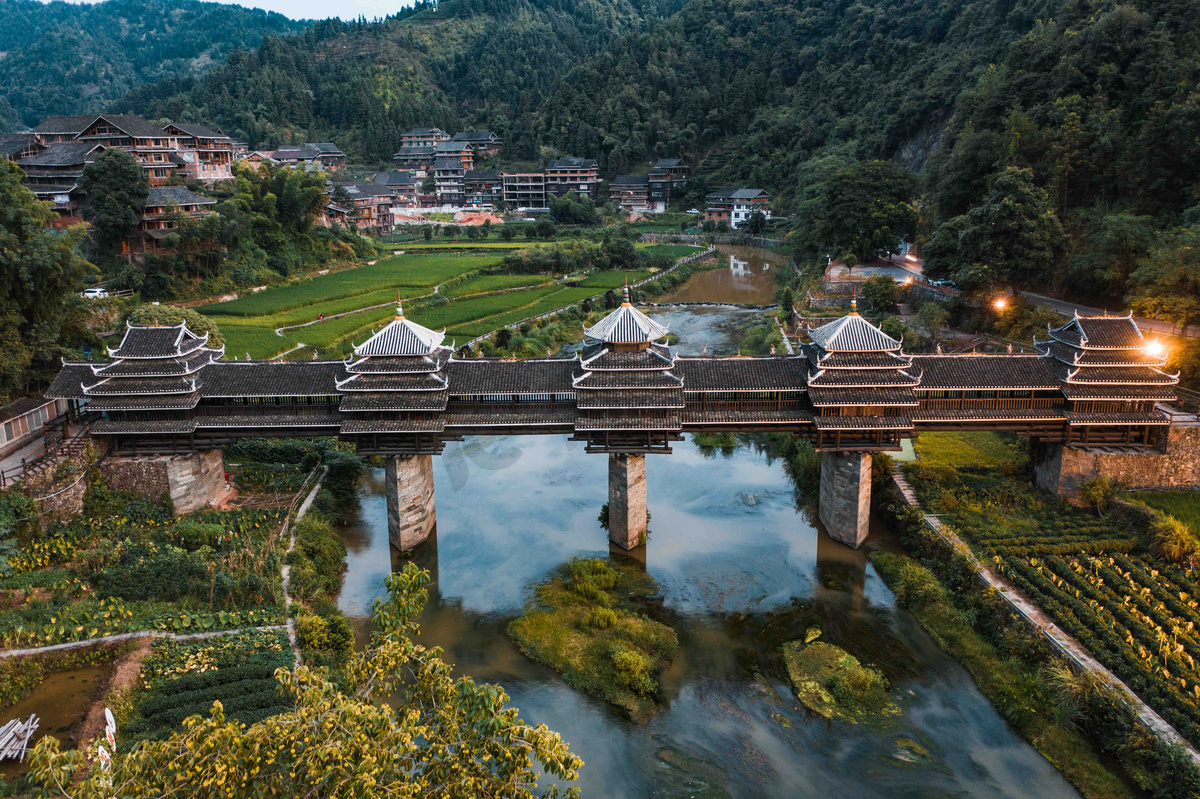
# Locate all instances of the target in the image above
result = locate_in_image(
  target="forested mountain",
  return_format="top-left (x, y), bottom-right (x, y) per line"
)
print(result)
top-left (0, 0), bottom-right (307, 133)
top-left (121, 0), bottom-right (687, 163)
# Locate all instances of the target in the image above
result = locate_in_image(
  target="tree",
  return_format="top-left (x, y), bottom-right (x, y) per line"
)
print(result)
top-left (1128, 224), bottom-right (1200, 335)
top-left (795, 159), bottom-right (918, 263)
top-left (80, 149), bottom-right (149, 258)
top-left (28, 564), bottom-right (582, 799)
top-left (482, 219), bottom-right (492, 238)
top-left (125, 304), bottom-right (225, 348)
top-left (1067, 213), bottom-right (1154, 298)
top-left (423, 225), bottom-right (432, 241)
top-left (916, 302), bottom-right (949, 344)
top-left (861, 274), bottom-right (898, 311)
top-left (0, 161), bottom-right (94, 398)
top-left (746, 211), bottom-right (767, 236)
top-left (536, 218), bottom-right (556, 239)
top-left (925, 167), bottom-right (1067, 291)
top-left (500, 225), bottom-right (516, 241)
top-left (467, 225), bottom-right (480, 240)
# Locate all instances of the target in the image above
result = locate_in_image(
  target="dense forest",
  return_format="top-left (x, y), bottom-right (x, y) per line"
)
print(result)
top-left (0, 0), bottom-right (307, 132)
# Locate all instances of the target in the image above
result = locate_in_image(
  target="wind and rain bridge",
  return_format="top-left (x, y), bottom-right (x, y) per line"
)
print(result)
top-left (49, 289), bottom-right (1179, 550)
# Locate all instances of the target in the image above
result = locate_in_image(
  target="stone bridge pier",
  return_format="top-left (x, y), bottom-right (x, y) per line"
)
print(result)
top-left (818, 451), bottom-right (872, 549)
top-left (608, 453), bottom-right (647, 550)
top-left (385, 454), bottom-right (437, 552)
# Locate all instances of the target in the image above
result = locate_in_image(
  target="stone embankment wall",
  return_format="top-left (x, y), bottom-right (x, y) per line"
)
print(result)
top-left (385, 454), bottom-right (436, 551)
top-left (1035, 426), bottom-right (1200, 495)
top-left (101, 449), bottom-right (225, 514)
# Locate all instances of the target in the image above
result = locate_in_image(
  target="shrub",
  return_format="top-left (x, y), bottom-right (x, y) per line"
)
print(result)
top-left (610, 644), bottom-right (655, 696)
top-left (0, 659), bottom-right (42, 709)
top-left (287, 516), bottom-right (346, 601)
top-left (1150, 515), bottom-right (1196, 564)
top-left (1079, 476), bottom-right (1114, 514)
top-left (582, 608), bottom-right (618, 631)
top-left (171, 521), bottom-right (225, 552)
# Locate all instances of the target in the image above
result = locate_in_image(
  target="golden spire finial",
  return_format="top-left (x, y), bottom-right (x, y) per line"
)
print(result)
top-left (396, 290), bottom-right (405, 319)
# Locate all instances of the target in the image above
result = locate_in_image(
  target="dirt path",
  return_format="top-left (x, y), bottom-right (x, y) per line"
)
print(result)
top-left (76, 637), bottom-right (151, 750)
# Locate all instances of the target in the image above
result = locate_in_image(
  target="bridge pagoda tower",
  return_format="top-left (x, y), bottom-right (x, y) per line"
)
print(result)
top-left (802, 303), bottom-right (919, 548)
top-left (337, 301), bottom-right (452, 551)
top-left (573, 286), bottom-right (683, 548)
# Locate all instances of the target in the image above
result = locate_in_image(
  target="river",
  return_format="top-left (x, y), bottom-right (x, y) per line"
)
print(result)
top-left (333, 268), bottom-right (1081, 798)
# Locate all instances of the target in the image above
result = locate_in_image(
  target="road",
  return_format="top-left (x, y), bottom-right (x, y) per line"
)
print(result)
top-left (1019, 291), bottom-right (1197, 340)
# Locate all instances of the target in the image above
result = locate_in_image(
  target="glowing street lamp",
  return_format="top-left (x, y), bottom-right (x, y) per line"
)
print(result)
top-left (993, 297), bottom-right (1008, 311)
top-left (1144, 339), bottom-right (1165, 357)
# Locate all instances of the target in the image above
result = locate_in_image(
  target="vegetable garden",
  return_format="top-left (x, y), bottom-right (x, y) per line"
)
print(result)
top-left (907, 433), bottom-right (1200, 746)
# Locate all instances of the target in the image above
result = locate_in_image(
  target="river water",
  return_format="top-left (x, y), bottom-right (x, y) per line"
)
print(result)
top-left (656, 245), bottom-right (788, 306)
top-left (334, 279), bottom-right (1081, 797)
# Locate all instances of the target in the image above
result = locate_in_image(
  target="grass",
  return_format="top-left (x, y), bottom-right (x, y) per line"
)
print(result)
top-left (507, 559), bottom-right (678, 722)
top-left (204, 254), bottom-right (498, 317)
top-left (638, 244), bottom-right (702, 260)
top-left (871, 551), bottom-right (1137, 799)
top-left (445, 287), bottom-right (599, 337)
top-left (441, 274), bottom-right (555, 297)
top-left (913, 431), bottom-right (1028, 471)
top-left (389, 241), bottom-right (540, 250)
top-left (1132, 491), bottom-right (1200, 534)
top-left (578, 270), bottom-right (653, 288)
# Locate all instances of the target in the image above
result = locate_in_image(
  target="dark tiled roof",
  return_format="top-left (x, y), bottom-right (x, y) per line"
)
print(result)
top-left (1075, 316), bottom-right (1144, 348)
top-left (403, 127), bottom-right (445, 136)
top-left (809, 369), bottom-right (919, 387)
top-left (345, 352), bottom-right (450, 373)
top-left (47, 365), bottom-right (99, 398)
top-left (91, 419), bottom-right (197, 434)
top-left (337, 393), bottom-right (448, 411)
top-left (807, 387), bottom-right (918, 406)
top-left (575, 415), bottom-right (680, 431)
top-left (200, 362), bottom-right (347, 397)
top-left (394, 146), bottom-right (435, 158)
top-left (435, 141), bottom-right (469, 153)
top-left (682, 409), bottom-right (812, 425)
top-left (1066, 366), bottom-right (1176, 384)
top-left (576, 390), bottom-right (685, 409)
top-left (354, 318), bottom-right (446, 357)
top-left (337, 373), bottom-right (447, 392)
top-left (447, 359), bottom-right (575, 395)
top-left (0, 396), bottom-right (53, 418)
top-left (1040, 339), bottom-right (1163, 367)
top-left (434, 157), bottom-right (464, 171)
top-left (108, 326), bottom-right (203, 359)
top-left (32, 115), bottom-right (96, 134)
top-left (94, 351), bottom-right (218, 377)
top-left (1063, 411), bottom-right (1169, 425)
top-left (547, 157), bottom-right (597, 170)
top-left (85, 377), bottom-right (196, 395)
top-left (912, 408), bottom-right (1065, 422)
top-left (340, 418), bottom-right (445, 434)
top-left (652, 158), bottom-right (685, 169)
top-left (573, 370), bottom-right (682, 389)
top-left (165, 122), bottom-right (226, 138)
top-left (373, 171), bottom-right (417, 186)
top-left (611, 175), bottom-right (650, 186)
top-left (813, 351), bottom-right (911, 369)
top-left (18, 142), bottom-right (102, 166)
top-left (674, 357), bottom-right (808, 391)
top-left (812, 415), bottom-right (913, 430)
top-left (86, 394), bottom-right (199, 411)
top-left (195, 415), bottom-right (338, 428)
top-left (580, 344), bottom-right (673, 370)
top-left (464, 170), bottom-right (502, 182)
top-left (1061, 384), bottom-right (1177, 400)
top-left (913, 356), bottom-right (1059, 389)
top-left (444, 407), bottom-right (577, 427)
top-left (146, 186), bottom-right (216, 207)
top-left (807, 315), bottom-right (901, 352)
top-left (451, 131), bottom-right (499, 142)
top-left (0, 133), bottom-right (40, 158)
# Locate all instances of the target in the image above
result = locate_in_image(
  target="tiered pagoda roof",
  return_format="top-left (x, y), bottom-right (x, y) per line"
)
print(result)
top-left (1035, 313), bottom-right (1177, 415)
top-left (572, 286), bottom-right (683, 447)
top-left (82, 323), bottom-right (223, 419)
top-left (336, 302), bottom-right (451, 433)
top-left (802, 308), bottom-right (920, 415)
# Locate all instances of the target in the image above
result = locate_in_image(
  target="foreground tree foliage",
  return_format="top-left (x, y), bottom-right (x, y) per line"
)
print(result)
top-left (27, 564), bottom-right (582, 798)
top-left (80, 150), bottom-right (150, 259)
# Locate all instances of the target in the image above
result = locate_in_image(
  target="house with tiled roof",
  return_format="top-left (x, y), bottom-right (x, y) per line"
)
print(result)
top-left (545, 157), bottom-right (599, 199)
top-left (272, 142), bottom-right (345, 172)
top-left (400, 127), bottom-right (449, 148)
top-left (648, 158), bottom-right (688, 212)
top-left (705, 187), bottom-right (770, 228)
top-left (450, 130), bottom-right (502, 157)
top-left (161, 123), bottom-right (234, 181)
top-left (17, 141), bottom-right (106, 222)
top-left (138, 186), bottom-right (218, 252)
top-left (0, 133), bottom-right (45, 161)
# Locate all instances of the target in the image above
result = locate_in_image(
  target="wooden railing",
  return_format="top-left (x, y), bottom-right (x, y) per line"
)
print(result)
top-left (918, 398), bottom-right (1061, 410)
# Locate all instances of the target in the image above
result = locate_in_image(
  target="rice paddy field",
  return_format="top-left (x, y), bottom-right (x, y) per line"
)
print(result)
top-left (204, 245), bottom-right (696, 359)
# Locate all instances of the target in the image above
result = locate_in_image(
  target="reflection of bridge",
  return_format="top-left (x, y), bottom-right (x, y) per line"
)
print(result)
top-left (50, 290), bottom-right (1179, 551)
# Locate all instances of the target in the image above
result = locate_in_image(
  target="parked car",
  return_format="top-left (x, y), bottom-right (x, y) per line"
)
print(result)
top-left (81, 287), bottom-right (109, 299)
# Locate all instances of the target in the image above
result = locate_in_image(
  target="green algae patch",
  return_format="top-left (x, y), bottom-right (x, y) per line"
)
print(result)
top-left (507, 558), bottom-right (678, 722)
top-left (781, 629), bottom-right (899, 722)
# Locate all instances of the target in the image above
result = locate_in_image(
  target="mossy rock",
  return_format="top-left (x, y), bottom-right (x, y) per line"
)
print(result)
top-left (781, 631), bottom-right (899, 722)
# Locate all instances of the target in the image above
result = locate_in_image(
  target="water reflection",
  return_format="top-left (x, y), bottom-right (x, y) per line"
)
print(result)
top-left (0, 666), bottom-right (105, 778)
top-left (656, 245), bottom-right (788, 305)
top-left (336, 434), bottom-right (1080, 798)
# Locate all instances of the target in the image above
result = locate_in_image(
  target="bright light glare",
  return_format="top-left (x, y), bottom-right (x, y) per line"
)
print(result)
top-left (1145, 339), bottom-right (1165, 356)
top-left (993, 298), bottom-right (1008, 311)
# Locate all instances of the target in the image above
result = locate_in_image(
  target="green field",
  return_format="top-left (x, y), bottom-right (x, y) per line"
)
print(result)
top-left (638, 244), bottom-right (702, 260)
top-left (388, 241), bottom-right (540, 251)
top-left (1131, 491), bottom-right (1200, 533)
top-left (206, 249), bottom-right (670, 358)
top-left (205, 254), bottom-right (498, 317)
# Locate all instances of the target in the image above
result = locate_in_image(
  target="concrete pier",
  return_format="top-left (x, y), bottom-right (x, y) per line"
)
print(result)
top-left (818, 451), bottom-right (872, 549)
top-left (608, 453), bottom-right (647, 550)
top-left (385, 454), bottom-right (437, 552)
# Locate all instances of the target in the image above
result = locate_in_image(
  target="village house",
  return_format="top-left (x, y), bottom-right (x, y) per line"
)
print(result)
top-left (0, 396), bottom-right (68, 459)
top-left (648, 158), bottom-right (689, 212)
top-left (234, 151), bottom-right (278, 172)
top-left (545, 157), bottom-right (599, 199)
top-left (463, 170), bottom-right (503, 207)
top-left (373, 171), bottom-right (420, 207)
top-left (434, 139), bottom-right (474, 171)
top-left (138, 185), bottom-right (218, 252)
top-left (329, 182), bottom-right (394, 235)
top-left (433, 158), bottom-right (466, 207)
top-left (16, 141), bottom-right (106, 223)
top-left (400, 127), bottom-right (449, 149)
top-left (449, 131), bottom-right (503, 157)
top-left (271, 142), bottom-right (345, 171)
top-left (502, 172), bottom-right (547, 209)
top-left (610, 174), bottom-right (651, 213)
top-left (162, 123), bottom-right (235, 181)
top-left (705, 187), bottom-right (770, 228)
top-left (392, 146), bottom-right (436, 173)
top-left (30, 115), bottom-right (96, 144)
top-left (0, 133), bottom-right (45, 161)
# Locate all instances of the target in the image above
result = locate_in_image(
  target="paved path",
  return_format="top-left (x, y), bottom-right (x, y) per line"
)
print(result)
top-left (1020, 291), bottom-right (1197, 339)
